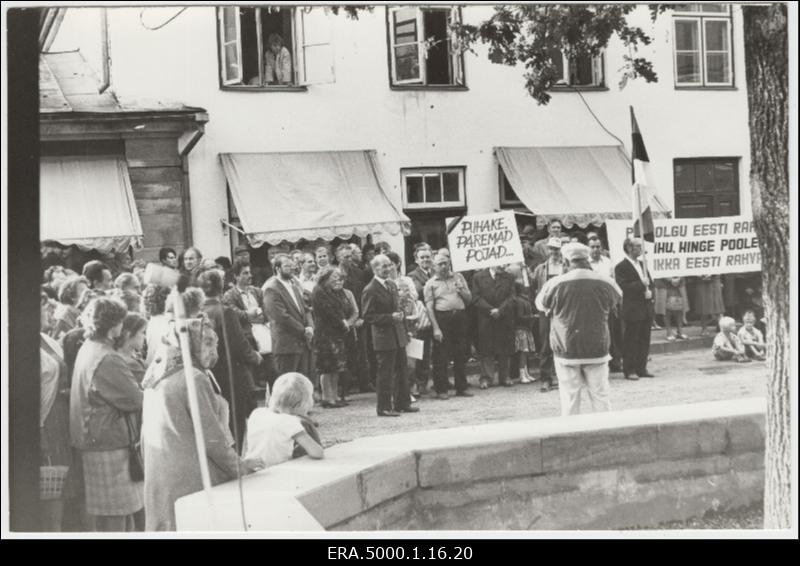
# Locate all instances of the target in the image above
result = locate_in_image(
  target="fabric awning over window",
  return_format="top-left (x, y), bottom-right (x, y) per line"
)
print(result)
top-left (40, 156), bottom-right (143, 253)
top-left (496, 145), bottom-right (657, 229)
top-left (220, 150), bottom-right (410, 246)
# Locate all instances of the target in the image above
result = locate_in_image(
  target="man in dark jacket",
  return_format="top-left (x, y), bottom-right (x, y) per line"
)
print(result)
top-left (471, 264), bottom-right (516, 389)
top-left (198, 269), bottom-right (262, 453)
top-left (361, 254), bottom-right (419, 417)
top-left (614, 237), bottom-right (655, 380)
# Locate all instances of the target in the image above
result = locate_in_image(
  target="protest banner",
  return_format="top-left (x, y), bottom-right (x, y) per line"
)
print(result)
top-left (446, 210), bottom-right (524, 272)
top-left (606, 216), bottom-right (761, 278)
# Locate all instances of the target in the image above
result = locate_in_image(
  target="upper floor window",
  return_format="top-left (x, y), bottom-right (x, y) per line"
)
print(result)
top-left (548, 48), bottom-right (604, 88)
top-left (402, 167), bottom-right (465, 209)
top-left (672, 4), bottom-right (733, 87)
top-left (217, 6), bottom-right (334, 89)
top-left (499, 168), bottom-right (523, 208)
top-left (387, 6), bottom-right (465, 88)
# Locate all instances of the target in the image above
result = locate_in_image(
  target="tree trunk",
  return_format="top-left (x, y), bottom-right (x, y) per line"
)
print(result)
top-left (742, 4), bottom-right (790, 530)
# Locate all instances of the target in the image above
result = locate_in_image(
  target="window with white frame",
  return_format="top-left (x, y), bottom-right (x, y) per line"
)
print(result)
top-left (387, 6), bottom-right (465, 87)
top-left (217, 6), bottom-right (335, 88)
top-left (548, 48), bottom-right (604, 87)
top-left (672, 4), bottom-right (733, 87)
top-left (402, 168), bottom-right (465, 209)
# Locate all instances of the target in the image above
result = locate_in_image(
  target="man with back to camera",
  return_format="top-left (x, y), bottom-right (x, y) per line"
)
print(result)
top-left (536, 243), bottom-right (622, 416)
top-left (614, 237), bottom-right (656, 380)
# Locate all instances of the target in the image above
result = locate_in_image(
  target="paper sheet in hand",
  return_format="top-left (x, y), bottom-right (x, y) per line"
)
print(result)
top-left (406, 338), bottom-right (424, 360)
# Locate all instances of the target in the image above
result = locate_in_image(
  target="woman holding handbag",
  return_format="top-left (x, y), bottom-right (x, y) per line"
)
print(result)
top-left (70, 297), bottom-right (144, 532)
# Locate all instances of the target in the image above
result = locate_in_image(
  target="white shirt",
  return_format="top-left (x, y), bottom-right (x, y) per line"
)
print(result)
top-left (277, 276), bottom-right (302, 312)
top-left (589, 255), bottom-right (614, 280)
top-left (244, 409), bottom-right (305, 467)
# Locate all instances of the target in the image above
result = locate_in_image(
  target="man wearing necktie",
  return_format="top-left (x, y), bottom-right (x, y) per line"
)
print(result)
top-left (361, 254), bottom-right (419, 417)
top-left (263, 254), bottom-right (314, 377)
top-left (614, 238), bottom-right (656, 380)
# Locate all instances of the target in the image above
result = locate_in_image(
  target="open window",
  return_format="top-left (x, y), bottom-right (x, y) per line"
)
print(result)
top-left (548, 47), bottom-right (604, 88)
top-left (217, 6), bottom-right (334, 89)
top-left (387, 6), bottom-right (465, 88)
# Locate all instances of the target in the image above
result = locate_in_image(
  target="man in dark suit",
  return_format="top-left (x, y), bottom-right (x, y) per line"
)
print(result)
top-left (361, 254), bottom-right (419, 417)
top-left (407, 244), bottom-right (433, 394)
top-left (614, 237), bottom-right (655, 380)
top-left (472, 264), bottom-right (517, 388)
top-left (263, 254), bottom-right (314, 377)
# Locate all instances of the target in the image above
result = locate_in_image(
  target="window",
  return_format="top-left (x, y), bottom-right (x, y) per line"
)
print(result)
top-left (673, 158), bottom-right (740, 218)
top-left (672, 4), bottom-right (733, 87)
top-left (548, 48), bottom-right (604, 88)
top-left (387, 6), bottom-right (465, 87)
top-left (402, 168), bottom-right (465, 209)
top-left (217, 6), bottom-right (334, 89)
top-left (499, 168), bottom-right (523, 207)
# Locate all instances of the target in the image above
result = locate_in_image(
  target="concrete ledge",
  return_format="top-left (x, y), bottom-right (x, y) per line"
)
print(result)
top-left (175, 397), bottom-right (766, 531)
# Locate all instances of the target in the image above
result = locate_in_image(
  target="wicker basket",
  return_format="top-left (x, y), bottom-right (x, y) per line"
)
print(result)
top-left (40, 465), bottom-right (69, 500)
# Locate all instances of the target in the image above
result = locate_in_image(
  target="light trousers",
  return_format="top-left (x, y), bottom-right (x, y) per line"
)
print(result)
top-left (554, 360), bottom-right (611, 416)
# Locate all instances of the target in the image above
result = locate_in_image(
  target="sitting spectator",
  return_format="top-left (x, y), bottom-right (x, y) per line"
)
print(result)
top-left (264, 33), bottom-right (293, 85)
top-left (244, 372), bottom-right (323, 466)
top-left (737, 310), bottom-right (766, 361)
top-left (712, 317), bottom-right (751, 363)
top-left (113, 273), bottom-right (142, 313)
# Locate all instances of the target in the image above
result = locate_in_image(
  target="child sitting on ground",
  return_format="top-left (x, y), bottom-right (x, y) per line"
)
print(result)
top-left (737, 310), bottom-right (766, 361)
top-left (712, 316), bottom-right (751, 363)
top-left (244, 372), bottom-right (324, 467)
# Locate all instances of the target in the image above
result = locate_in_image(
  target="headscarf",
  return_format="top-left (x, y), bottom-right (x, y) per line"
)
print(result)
top-left (142, 316), bottom-right (217, 389)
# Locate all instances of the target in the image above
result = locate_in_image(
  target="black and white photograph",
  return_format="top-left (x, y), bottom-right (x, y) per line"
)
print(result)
top-left (2, 1), bottom-right (797, 540)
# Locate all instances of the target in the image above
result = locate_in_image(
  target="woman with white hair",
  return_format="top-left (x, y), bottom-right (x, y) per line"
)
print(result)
top-left (141, 316), bottom-right (264, 531)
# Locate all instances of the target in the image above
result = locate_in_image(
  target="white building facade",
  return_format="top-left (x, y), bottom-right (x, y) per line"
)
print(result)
top-left (51, 3), bottom-right (751, 265)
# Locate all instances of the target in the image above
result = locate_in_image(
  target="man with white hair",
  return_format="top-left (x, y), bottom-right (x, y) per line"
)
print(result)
top-left (536, 243), bottom-right (622, 416)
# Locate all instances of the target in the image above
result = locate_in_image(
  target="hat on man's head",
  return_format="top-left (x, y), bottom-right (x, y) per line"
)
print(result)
top-left (234, 244), bottom-right (249, 256)
top-left (561, 242), bottom-right (590, 262)
top-left (546, 237), bottom-right (562, 249)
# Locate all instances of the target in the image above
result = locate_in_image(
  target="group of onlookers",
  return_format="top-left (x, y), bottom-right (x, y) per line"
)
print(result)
top-left (37, 225), bottom-right (767, 531)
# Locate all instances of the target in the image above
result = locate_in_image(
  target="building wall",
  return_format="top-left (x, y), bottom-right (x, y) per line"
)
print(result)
top-left (53, 5), bottom-right (752, 261)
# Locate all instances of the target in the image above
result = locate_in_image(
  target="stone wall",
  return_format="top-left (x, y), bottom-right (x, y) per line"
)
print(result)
top-left (175, 398), bottom-right (765, 532)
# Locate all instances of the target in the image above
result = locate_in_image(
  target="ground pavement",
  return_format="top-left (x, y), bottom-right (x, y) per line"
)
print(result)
top-left (309, 347), bottom-right (767, 448)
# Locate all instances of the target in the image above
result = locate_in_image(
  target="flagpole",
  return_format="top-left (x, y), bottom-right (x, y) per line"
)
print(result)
top-left (630, 106), bottom-right (649, 280)
top-left (629, 106), bottom-right (636, 185)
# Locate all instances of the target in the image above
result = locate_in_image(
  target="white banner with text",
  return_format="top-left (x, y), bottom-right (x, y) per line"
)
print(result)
top-left (606, 216), bottom-right (761, 278)
top-left (447, 210), bottom-right (525, 272)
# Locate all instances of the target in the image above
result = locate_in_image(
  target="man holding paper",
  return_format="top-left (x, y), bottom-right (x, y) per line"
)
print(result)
top-left (423, 252), bottom-right (474, 400)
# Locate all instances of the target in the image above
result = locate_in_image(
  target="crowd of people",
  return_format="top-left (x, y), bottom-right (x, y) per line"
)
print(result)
top-left (36, 222), bottom-right (767, 532)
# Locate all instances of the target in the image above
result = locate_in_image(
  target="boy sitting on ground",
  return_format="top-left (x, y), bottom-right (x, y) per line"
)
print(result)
top-left (712, 316), bottom-right (751, 363)
top-left (737, 310), bottom-right (767, 361)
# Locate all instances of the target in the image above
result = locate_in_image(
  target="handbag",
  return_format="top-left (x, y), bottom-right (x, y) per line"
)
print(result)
top-left (125, 413), bottom-right (144, 482)
top-left (40, 461), bottom-right (69, 500)
top-left (251, 323), bottom-right (272, 354)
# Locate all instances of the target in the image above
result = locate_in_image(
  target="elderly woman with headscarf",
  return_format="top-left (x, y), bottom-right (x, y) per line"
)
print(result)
top-left (141, 316), bottom-right (264, 531)
top-left (69, 296), bottom-right (144, 532)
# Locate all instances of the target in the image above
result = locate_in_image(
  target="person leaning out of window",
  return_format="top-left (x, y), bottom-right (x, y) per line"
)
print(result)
top-left (264, 33), bottom-right (292, 85)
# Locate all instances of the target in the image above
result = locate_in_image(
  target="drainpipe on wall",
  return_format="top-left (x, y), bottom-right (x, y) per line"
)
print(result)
top-left (98, 7), bottom-right (110, 94)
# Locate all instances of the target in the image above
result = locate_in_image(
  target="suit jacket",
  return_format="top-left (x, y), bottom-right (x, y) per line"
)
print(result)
top-left (222, 285), bottom-right (265, 342)
top-left (614, 257), bottom-right (653, 322)
top-left (263, 277), bottom-right (314, 355)
top-left (471, 269), bottom-right (516, 356)
top-left (407, 267), bottom-right (432, 300)
top-left (361, 278), bottom-right (408, 352)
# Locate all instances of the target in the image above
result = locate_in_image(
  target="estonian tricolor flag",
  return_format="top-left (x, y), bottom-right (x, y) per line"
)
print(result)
top-left (631, 107), bottom-right (656, 243)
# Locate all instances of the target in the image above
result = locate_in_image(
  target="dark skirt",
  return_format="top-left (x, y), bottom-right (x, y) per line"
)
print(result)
top-left (315, 335), bottom-right (347, 374)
